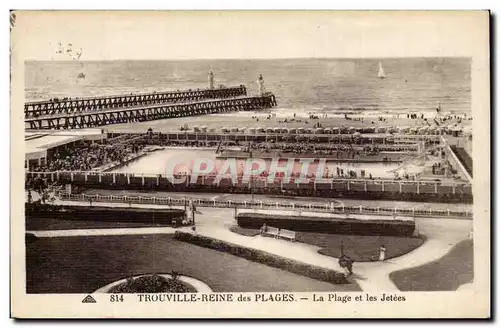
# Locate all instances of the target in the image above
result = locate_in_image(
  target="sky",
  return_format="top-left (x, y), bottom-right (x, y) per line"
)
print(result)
top-left (10, 11), bottom-right (488, 61)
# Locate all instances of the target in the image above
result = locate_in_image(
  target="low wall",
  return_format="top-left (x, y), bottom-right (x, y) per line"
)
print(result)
top-left (27, 172), bottom-right (473, 204)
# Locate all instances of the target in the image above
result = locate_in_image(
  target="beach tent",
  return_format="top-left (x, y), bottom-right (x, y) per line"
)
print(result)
top-left (331, 127), bottom-right (340, 134)
top-left (353, 132), bottom-right (361, 137)
top-left (256, 127), bottom-right (265, 133)
top-left (324, 127), bottom-right (332, 134)
top-left (297, 127), bottom-right (305, 134)
top-left (340, 127), bottom-right (349, 134)
top-left (398, 126), bottom-right (410, 133)
top-left (281, 128), bottom-right (289, 133)
top-left (409, 127), bottom-right (419, 134)
top-left (221, 127), bottom-right (229, 133)
top-left (375, 127), bottom-right (386, 133)
top-left (348, 127), bottom-right (357, 134)
top-left (306, 127), bottom-right (315, 134)
top-left (363, 127), bottom-right (375, 133)
top-left (315, 128), bottom-right (325, 134)
top-left (355, 127), bottom-right (364, 133)
top-left (248, 127), bottom-right (256, 134)
top-left (201, 126), bottom-right (208, 132)
top-left (239, 127), bottom-right (246, 133)
top-left (266, 127), bottom-right (274, 133)
top-left (230, 127), bottom-right (239, 132)
top-left (273, 127), bottom-right (282, 133)
top-left (193, 126), bottom-right (200, 132)
top-left (208, 128), bottom-right (216, 133)
top-left (387, 127), bottom-right (397, 134)
top-left (288, 128), bottom-right (297, 134)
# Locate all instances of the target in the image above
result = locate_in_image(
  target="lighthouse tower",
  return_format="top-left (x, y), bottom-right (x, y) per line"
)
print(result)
top-left (257, 74), bottom-right (266, 95)
top-left (208, 71), bottom-right (214, 89)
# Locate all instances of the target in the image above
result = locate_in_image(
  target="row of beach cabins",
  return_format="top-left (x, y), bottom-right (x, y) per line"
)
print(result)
top-left (185, 125), bottom-right (469, 136)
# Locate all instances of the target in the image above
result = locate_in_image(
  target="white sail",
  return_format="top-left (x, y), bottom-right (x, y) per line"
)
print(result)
top-left (378, 61), bottom-right (386, 78)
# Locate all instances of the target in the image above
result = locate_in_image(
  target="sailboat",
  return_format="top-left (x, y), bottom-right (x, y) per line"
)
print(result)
top-left (378, 61), bottom-right (386, 79)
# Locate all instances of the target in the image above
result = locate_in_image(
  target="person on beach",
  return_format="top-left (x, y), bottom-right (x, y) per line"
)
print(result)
top-left (379, 245), bottom-right (387, 262)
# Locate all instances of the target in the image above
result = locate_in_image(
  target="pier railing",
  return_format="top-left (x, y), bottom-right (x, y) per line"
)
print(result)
top-left (24, 85), bottom-right (248, 117)
top-left (57, 192), bottom-right (473, 220)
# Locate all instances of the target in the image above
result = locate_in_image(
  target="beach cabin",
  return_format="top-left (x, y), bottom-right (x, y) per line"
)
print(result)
top-left (256, 127), bottom-right (265, 133)
top-left (409, 127), bottom-right (418, 135)
top-left (193, 126), bottom-right (201, 132)
top-left (375, 127), bottom-right (386, 133)
top-left (348, 127), bottom-right (357, 134)
top-left (331, 127), bottom-right (340, 134)
top-left (387, 127), bottom-right (397, 134)
top-left (201, 126), bottom-right (208, 133)
top-left (324, 127), bottom-right (332, 134)
top-left (288, 128), bottom-right (297, 134)
top-left (221, 127), bottom-right (229, 133)
top-left (306, 127), bottom-right (315, 134)
top-left (208, 128), bottom-right (216, 133)
top-left (230, 127), bottom-right (239, 133)
top-left (315, 128), bottom-right (325, 134)
top-left (248, 128), bottom-right (256, 134)
top-left (273, 127), bottom-right (282, 133)
top-left (297, 127), bottom-right (305, 134)
top-left (239, 127), bottom-right (246, 133)
top-left (266, 127), bottom-right (274, 133)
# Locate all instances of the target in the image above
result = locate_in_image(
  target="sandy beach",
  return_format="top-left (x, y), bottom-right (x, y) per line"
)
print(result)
top-left (105, 111), bottom-right (472, 134)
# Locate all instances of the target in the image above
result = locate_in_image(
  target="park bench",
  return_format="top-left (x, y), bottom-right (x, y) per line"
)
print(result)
top-left (261, 225), bottom-right (296, 242)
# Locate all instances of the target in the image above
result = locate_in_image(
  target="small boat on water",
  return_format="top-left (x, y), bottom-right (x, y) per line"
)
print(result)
top-left (378, 61), bottom-right (386, 79)
top-left (77, 72), bottom-right (86, 79)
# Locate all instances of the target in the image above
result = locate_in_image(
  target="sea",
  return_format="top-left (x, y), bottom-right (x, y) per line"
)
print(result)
top-left (25, 58), bottom-right (471, 118)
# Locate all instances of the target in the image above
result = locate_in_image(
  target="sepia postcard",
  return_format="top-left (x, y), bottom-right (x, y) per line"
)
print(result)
top-left (10, 10), bottom-right (490, 319)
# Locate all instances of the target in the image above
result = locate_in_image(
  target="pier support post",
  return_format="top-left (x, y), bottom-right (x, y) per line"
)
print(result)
top-left (416, 181), bottom-right (419, 194)
top-left (347, 181), bottom-right (350, 191)
top-left (364, 180), bottom-right (367, 192)
top-left (99, 174), bottom-right (102, 183)
top-left (399, 182), bottom-right (402, 193)
top-left (381, 181), bottom-right (384, 192)
top-left (70, 173), bottom-right (74, 182)
top-left (85, 173), bottom-right (88, 182)
top-left (127, 174), bottom-right (130, 185)
top-left (435, 182), bottom-right (438, 193)
top-left (142, 175), bottom-right (145, 186)
top-left (452, 184), bottom-right (456, 194)
top-left (113, 173), bottom-right (116, 184)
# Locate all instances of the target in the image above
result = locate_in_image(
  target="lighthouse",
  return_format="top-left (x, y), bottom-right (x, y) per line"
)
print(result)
top-left (257, 74), bottom-right (266, 95)
top-left (208, 71), bottom-right (214, 89)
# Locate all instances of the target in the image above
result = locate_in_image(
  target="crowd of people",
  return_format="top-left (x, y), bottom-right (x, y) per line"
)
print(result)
top-left (30, 135), bottom-right (149, 172)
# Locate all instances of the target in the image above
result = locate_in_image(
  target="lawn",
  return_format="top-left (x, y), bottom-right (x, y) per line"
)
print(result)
top-left (26, 234), bottom-right (359, 293)
top-left (230, 226), bottom-right (425, 262)
top-left (389, 239), bottom-right (473, 291)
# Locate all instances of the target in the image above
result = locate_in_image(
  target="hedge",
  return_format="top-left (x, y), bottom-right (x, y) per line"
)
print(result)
top-left (25, 203), bottom-right (185, 224)
top-left (173, 231), bottom-right (349, 285)
top-left (236, 212), bottom-right (415, 236)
